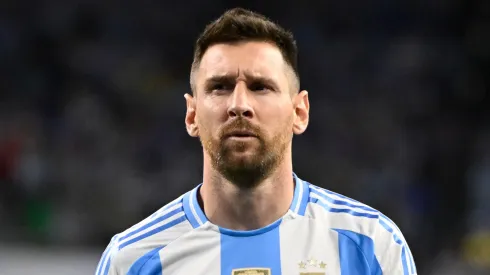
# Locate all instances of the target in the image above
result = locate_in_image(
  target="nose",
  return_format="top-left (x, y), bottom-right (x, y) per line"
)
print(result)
top-left (227, 82), bottom-right (254, 118)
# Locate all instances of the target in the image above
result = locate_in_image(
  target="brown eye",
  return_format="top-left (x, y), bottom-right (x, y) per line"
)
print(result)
top-left (208, 83), bottom-right (234, 93)
top-left (249, 82), bottom-right (270, 92)
top-left (212, 84), bottom-right (225, 91)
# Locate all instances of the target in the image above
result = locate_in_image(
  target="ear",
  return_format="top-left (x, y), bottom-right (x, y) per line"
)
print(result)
top-left (292, 90), bottom-right (309, 135)
top-left (184, 93), bottom-right (199, 137)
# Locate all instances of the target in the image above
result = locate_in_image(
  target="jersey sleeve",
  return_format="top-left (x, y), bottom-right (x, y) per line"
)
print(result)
top-left (374, 216), bottom-right (417, 275)
top-left (95, 235), bottom-right (120, 275)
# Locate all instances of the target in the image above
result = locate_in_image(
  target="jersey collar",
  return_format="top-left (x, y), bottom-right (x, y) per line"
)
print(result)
top-left (183, 173), bottom-right (311, 229)
top-left (289, 173), bottom-right (310, 216)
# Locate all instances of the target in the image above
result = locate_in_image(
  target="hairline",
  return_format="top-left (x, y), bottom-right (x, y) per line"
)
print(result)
top-left (189, 41), bottom-right (300, 96)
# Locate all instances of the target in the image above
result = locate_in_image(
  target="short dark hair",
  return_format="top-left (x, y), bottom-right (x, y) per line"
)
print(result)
top-left (190, 8), bottom-right (299, 93)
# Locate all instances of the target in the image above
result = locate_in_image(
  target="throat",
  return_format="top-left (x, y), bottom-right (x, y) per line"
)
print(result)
top-left (199, 176), bottom-right (295, 231)
top-left (222, 193), bottom-right (278, 231)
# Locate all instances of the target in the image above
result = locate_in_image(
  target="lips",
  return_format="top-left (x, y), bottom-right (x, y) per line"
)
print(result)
top-left (225, 130), bottom-right (257, 138)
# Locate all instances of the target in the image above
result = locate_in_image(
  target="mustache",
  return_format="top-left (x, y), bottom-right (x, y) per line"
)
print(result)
top-left (219, 118), bottom-right (261, 139)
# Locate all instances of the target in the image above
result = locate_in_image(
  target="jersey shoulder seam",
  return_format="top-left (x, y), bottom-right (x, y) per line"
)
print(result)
top-left (115, 194), bottom-right (188, 252)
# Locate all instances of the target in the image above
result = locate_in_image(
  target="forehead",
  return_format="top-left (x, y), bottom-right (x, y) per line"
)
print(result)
top-left (197, 41), bottom-right (288, 83)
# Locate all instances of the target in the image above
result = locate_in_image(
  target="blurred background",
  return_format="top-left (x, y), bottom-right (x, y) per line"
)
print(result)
top-left (0, 0), bottom-right (489, 274)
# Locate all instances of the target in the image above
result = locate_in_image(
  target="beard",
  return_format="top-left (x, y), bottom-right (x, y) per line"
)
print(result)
top-left (200, 117), bottom-right (292, 189)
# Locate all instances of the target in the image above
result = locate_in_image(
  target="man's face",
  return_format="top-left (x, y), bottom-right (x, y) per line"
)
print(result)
top-left (185, 41), bottom-right (309, 187)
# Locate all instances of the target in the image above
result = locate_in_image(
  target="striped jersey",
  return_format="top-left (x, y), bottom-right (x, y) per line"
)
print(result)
top-left (95, 174), bottom-right (417, 275)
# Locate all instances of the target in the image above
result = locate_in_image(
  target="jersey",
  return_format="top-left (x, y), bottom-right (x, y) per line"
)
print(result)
top-left (95, 174), bottom-right (417, 275)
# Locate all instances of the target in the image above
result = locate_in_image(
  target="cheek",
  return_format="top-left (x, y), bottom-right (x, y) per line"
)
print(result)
top-left (260, 114), bottom-right (292, 140)
top-left (197, 101), bottom-right (226, 135)
top-left (196, 113), bottom-right (212, 135)
top-left (260, 101), bottom-right (293, 125)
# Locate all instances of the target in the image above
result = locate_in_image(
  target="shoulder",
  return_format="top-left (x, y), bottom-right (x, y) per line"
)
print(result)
top-left (305, 181), bottom-right (393, 237)
top-left (95, 193), bottom-right (193, 275)
top-left (303, 181), bottom-right (416, 274)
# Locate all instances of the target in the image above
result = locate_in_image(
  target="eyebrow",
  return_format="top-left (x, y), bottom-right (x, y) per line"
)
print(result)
top-left (204, 72), bottom-right (278, 88)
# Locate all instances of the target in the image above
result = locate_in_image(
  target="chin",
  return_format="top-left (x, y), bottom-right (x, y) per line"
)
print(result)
top-left (223, 153), bottom-right (257, 166)
top-left (219, 162), bottom-right (268, 189)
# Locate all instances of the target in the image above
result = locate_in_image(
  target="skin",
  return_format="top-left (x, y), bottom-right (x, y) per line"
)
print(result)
top-left (184, 41), bottom-right (310, 230)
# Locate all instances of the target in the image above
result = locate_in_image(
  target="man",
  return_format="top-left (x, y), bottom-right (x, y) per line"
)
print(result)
top-left (95, 8), bottom-right (417, 275)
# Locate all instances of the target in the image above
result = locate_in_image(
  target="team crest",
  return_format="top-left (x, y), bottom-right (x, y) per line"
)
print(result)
top-left (298, 258), bottom-right (327, 275)
top-left (232, 268), bottom-right (271, 275)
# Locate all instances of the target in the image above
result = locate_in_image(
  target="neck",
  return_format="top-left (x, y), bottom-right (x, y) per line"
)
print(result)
top-left (199, 152), bottom-right (295, 231)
